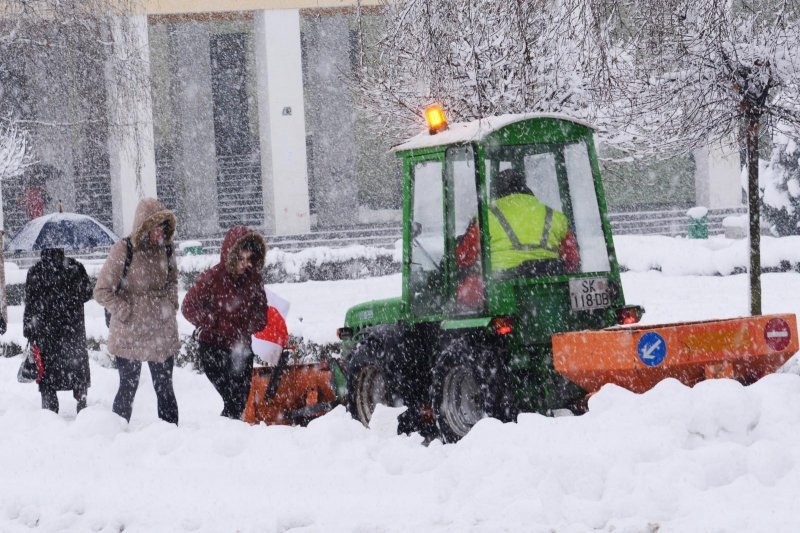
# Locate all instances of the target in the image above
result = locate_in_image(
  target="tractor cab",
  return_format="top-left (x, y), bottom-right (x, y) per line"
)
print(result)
top-left (400, 109), bottom-right (625, 331)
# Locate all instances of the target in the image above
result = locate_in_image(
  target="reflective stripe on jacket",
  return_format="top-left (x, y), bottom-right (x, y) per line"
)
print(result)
top-left (488, 193), bottom-right (568, 272)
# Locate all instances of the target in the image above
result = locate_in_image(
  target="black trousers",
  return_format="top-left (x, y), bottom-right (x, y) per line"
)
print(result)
top-left (40, 386), bottom-right (87, 414)
top-left (112, 356), bottom-right (178, 424)
top-left (198, 342), bottom-right (254, 419)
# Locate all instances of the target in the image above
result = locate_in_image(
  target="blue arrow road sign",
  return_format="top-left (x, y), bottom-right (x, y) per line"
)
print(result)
top-left (637, 332), bottom-right (667, 367)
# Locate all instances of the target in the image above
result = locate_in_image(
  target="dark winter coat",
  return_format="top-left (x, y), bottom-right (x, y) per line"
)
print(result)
top-left (94, 198), bottom-right (180, 362)
top-left (181, 226), bottom-right (269, 351)
top-left (23, 248), bottom-right (93, 391)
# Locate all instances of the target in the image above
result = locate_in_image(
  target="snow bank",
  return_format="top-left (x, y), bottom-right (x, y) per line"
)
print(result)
top-left (614, 234), bottom-right (800, 276)
top-left (176, 244), bottom-right (400, 275)
top-left (3, 355), bottom-right (800, 531)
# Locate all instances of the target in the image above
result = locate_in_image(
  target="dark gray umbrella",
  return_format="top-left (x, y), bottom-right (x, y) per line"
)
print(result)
top-left (6, 213), bottom-right (119, 252)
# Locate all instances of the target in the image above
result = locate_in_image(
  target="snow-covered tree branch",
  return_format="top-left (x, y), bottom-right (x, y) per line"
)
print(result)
top-left (353, 0), bottom-right (596, 141)
top-left (571, 0), bottom-right (800, 315)
top-left (0, 123), bottom-right (31, 180)
top-left (0, 0), bottom-right (147, 133)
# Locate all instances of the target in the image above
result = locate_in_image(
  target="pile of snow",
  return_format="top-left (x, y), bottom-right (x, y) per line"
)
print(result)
top-left (3, 269), bottom-right (800, 530)
top-left (614, 234), bottom-right (800, 275)
top-left (722, 215), bottom-right (748, 229)
top-left (3, 355), bottom-right (800, 531)
top-left (686, 205), bottom-right (708, 219)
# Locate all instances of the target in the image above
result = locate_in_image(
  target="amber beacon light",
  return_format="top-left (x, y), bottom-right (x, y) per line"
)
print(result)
top-left (425, 104), bottom-right (448, 134)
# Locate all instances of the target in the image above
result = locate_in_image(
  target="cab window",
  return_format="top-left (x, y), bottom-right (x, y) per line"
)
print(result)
top-left (564, 142), bottom-right (610, 273)
top-left (485, 142), bottom-right (611, 275)
top-left (448, 145), bottom-right (484, 313)
top-left (409, 159), bottom-right (445, 315)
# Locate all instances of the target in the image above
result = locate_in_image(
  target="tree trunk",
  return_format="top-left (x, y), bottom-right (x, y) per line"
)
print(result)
top-left (746, 110), bottom-right (762, 316)
top-left (0, 230), bottom-right (5, 328)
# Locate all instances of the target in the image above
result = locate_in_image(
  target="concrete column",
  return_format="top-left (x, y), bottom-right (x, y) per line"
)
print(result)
top-left (254, 9), bottom-right (311, 235)
top-left (106, 15), bottom-right (158, 236)
top-left (694, 140), bottom-right (744, 208)
top-left (169, 23), bottom-right (220, 236)
top-left (305, 14), bottom-right (359, 228)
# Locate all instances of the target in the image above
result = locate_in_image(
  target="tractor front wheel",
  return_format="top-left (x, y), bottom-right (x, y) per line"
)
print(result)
top-left (347, 342), bottom-right (392, 427)
top-left (430, 340), bottom-right (507, 443)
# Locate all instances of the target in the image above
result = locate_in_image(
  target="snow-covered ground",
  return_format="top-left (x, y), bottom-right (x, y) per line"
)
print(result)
top-left (4, 241), bottom-right (800, 531)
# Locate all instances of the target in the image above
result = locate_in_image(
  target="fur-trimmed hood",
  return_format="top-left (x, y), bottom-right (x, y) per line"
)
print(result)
top-left (182, 225), bottom-right (269, 350)
top-left (220, 225), bottom-right (266, 274)
top-left (130, 197), bottom-right (176, 249)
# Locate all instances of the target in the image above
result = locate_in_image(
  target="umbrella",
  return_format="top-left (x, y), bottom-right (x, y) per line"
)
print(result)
top-left (6, 213), bottom-right (119, 252)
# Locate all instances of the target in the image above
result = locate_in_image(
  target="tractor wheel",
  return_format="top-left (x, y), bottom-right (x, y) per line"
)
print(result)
top-left (430, 339), bottom-right (508, 443)
top-left (347, 342), bottom-right (393, 427)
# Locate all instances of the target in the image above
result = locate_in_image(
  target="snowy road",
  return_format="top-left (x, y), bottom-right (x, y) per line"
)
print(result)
top-left (1, 271), bottom-right (800, 532)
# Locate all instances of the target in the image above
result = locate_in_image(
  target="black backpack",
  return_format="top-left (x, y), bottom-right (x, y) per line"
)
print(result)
top-left (104, 238), bottom-right (173, 327)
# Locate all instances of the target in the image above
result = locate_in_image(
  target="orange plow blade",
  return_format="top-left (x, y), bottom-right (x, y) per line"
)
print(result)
top-left (552, 314), bottom-right (799, 394)
top-left (243, 364), bottom-right (336, 426)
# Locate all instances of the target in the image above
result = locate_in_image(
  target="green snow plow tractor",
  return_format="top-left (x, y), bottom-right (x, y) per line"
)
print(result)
top-left (337, 107), bottom-right (800, 443)
top-left (337, 107), bottom-right (641, 442)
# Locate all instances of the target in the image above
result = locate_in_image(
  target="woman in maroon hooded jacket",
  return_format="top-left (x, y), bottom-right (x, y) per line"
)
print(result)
top-left (182, 226), bottom-right (269, 419)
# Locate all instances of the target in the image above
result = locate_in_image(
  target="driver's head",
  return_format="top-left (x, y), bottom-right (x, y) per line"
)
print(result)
top-left (493, 169), bottom-right (532, 198)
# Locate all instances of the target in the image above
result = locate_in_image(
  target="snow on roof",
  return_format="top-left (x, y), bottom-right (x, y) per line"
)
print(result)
top-left (392, 112), bottom-right (596, 153)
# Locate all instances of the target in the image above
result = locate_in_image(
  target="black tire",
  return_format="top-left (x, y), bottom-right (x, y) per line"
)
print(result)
top-left (346, 341), bottom-right (394, 427)
top-left (430, 338), bottom-right (508, 443)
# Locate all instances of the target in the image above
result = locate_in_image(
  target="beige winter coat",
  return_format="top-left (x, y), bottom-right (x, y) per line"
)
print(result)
top-left (94, 198), bottom-right (180, 362)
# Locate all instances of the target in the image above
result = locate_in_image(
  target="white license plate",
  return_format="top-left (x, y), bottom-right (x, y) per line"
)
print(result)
top-left (569, 277), bottom-right (611, 311)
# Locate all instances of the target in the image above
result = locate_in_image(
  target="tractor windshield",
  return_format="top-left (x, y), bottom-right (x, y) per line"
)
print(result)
top-left (485, 141), bottom-right (611, 275)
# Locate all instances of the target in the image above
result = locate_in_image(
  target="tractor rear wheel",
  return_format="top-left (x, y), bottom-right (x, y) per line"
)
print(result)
top-left (430, 339), bottom-right (508, 443)
top-left (347, 342), bottom-right (392, 427)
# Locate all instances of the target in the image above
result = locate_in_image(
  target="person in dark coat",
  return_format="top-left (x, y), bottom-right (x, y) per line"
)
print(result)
top-left (182, 226), bottom-right (269, 419)
top-left (23, 247), bottom-right (93, 413)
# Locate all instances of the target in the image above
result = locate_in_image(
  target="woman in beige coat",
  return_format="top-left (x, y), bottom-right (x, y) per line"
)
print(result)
top-left (94, 198), bottom-right (180, 424)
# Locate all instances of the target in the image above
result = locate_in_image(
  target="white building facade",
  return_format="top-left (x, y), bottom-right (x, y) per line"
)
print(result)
top-left (0, 0), bottom-right (743, 239)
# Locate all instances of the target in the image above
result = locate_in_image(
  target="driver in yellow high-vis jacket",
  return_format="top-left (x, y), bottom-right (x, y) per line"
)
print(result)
top-left (456, 169), bottom-right (580, 307)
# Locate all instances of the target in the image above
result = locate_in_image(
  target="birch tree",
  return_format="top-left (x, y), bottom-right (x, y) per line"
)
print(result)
top-left (576, 0), bottom-right (800, 316)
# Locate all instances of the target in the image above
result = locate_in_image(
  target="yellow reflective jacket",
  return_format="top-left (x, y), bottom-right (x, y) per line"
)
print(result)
top-left (488, 193), bottom-right (568, 272)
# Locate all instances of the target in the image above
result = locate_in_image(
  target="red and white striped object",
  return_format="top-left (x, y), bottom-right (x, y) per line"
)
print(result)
top-left (252, 289), bottom-right (290, 366)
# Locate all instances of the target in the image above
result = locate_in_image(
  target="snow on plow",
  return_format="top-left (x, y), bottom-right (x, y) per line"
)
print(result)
top-left (552, 314), bottom-right (799, 394)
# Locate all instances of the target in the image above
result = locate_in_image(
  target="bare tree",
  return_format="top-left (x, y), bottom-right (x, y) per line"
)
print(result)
top-left (576, 0), bottom-right (800, 315)
top-left (0, 0), bottom-right (149, 232)
top-left (0, 0), bottom-right (146, 123)
top-left (354, 0), bottom-right (593, 140)
top-left (0, 0), bottom-right (147, 174)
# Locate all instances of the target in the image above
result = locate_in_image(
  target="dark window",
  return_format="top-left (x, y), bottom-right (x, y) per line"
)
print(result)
top-left (210, 33), bottom-right (252, 156)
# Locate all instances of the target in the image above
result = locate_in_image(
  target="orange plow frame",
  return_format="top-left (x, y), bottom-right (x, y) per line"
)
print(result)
top-left (243, 363), bottom-right (336, 426)
top-left (552, 313), bottom-right (799, 394)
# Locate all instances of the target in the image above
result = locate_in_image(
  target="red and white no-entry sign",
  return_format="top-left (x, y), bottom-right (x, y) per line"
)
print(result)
top-left (764, 318), bottom-right (792, 351)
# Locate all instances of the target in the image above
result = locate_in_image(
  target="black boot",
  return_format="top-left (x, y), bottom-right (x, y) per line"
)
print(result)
top-left (74, 389), bottom-right (87, 413)
top-left (41, 388), bottom-right (59, 413)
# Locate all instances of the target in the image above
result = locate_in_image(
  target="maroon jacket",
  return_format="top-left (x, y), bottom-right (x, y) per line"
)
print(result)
top-left (182, 226), bottom-right (269, 351)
